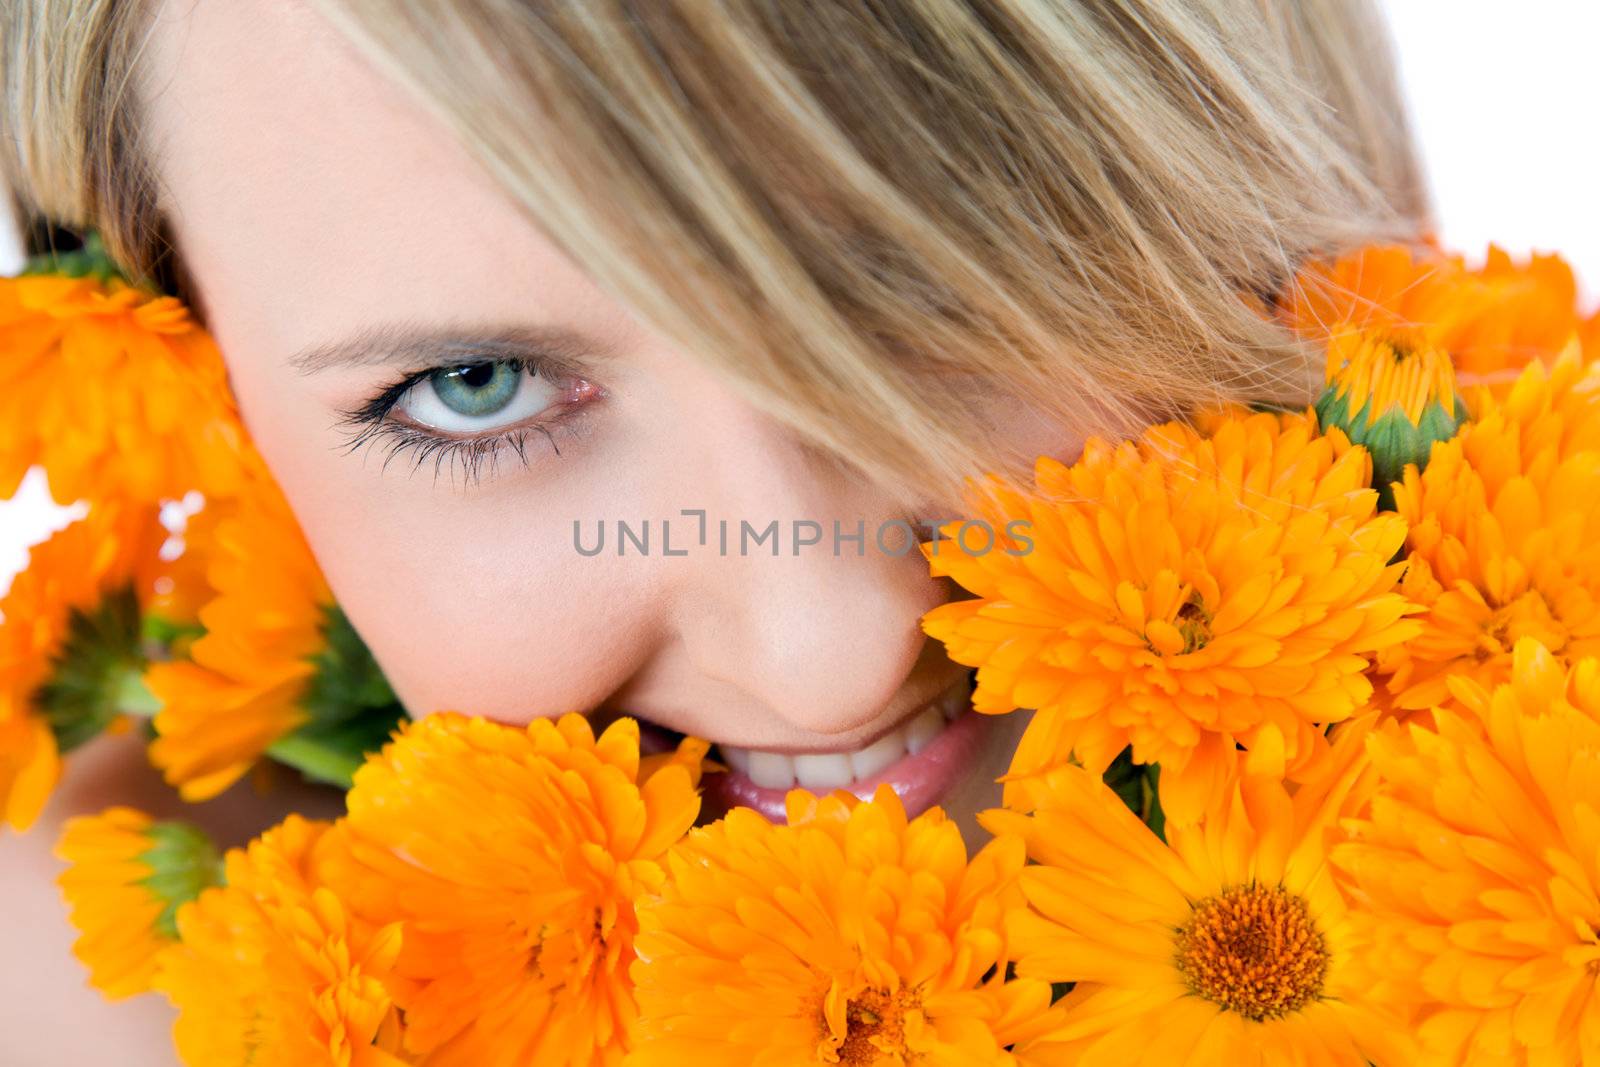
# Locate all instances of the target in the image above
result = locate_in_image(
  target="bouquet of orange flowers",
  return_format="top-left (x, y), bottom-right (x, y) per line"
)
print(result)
top-left (6, 235), bottom-right (1600, 1065)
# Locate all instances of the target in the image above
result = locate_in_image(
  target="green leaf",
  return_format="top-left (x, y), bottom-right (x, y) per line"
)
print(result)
top-left (1142, 764), bottom-right (1166, 843)
top-left (267, 604), bottom-right (405, 788)
top-left (1101, 748), bottom-right (1166, 842)
top-left (21, 231), bottom-right (127, 284)
top-left (303, 603), bottom-right (401, 716)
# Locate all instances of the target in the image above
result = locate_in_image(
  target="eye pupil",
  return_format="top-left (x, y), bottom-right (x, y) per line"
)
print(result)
top-left (430, 361), bottom-right (524, 417)
top-left (459, 363), bottom-right (495, 388)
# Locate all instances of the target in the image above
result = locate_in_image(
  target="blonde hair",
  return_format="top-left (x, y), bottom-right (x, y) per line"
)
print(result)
top-left (3, 0), bottom-right (1428, 500)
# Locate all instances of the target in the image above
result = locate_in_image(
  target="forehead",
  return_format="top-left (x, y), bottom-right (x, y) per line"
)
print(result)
top-left (139, 0), bottom-right (622, 360)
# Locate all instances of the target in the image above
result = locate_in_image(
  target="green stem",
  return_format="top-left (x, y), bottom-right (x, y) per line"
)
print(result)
top-left (266, 733), bottom-right (363, 789)
top-left (116, 669), bottom-right (163, 717)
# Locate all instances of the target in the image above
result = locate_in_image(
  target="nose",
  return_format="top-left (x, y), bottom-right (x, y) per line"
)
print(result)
top-left (638, 400), bottom-right (953, 741)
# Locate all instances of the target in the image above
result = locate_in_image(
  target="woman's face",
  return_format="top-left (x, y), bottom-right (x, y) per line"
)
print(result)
top-left (142, 0), bottom-right (1054, 831)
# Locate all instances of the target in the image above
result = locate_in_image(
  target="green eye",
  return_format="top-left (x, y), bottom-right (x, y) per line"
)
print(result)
top-left (396, 358), bottom-right (557, 434)
top-left (429, 361), bottom-right (524, 416)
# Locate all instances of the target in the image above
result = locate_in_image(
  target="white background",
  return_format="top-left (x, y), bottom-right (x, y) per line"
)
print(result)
top-left (3, 1), bottom-right (1599, 589)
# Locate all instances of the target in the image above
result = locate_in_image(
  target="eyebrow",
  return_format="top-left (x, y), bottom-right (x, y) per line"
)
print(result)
top-left (288, 323), bottom-right (605, 376)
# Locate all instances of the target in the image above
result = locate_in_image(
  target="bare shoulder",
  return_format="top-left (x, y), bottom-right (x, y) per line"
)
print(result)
top-left (0, 729), bottom-right (346, 1066)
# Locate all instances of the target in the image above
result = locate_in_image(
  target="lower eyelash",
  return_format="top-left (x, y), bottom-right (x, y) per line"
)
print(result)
top-left (336, 413), bottom-right (580, 487)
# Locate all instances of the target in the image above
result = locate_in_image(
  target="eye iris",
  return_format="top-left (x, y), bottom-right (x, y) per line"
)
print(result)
top-left (431, 361), bottom-right (522, 417)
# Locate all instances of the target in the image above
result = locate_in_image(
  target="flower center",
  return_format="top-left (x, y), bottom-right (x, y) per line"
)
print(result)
top-left (1174, 594), bottom-right (1213, 653)
top-left (1481, 590), bottom-right (1566, 659)
top-left (1174, 883), bottom-right (1328, 1022)
top-left (834, 986), bottom-right (914, 1065)
top-left (525, 907), bottom-right (610, 988)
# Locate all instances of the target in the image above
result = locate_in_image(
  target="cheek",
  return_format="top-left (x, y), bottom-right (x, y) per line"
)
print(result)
top-left (217, 359), bottom-right (656, 722)
top-left (285, 477), bottom-right (661, 721)
top-left (326, 536), bottom-right (650, 722)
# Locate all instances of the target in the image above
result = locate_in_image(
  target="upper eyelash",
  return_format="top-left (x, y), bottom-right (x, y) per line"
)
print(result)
top-left (333, 360), bottom-right (579, 487)
top-left (340, 365), bottom-right (439, 426)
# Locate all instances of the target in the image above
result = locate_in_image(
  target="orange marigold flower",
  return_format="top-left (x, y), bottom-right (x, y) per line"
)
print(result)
top-left (55, 807), bottom-right (221, 998)
top-left (1450, 246), bottom-right (1585, 382)
top-left (145, 473), bottom-right (402, 799)
top-left (1283, 243), bottom-right (1468, 342)
top-left (0, 716), bottom-right (58, 834)
top-left (0, 505), bottom-right (168, 830)
top-left (920, 411), bottom-right (1415, 824)
top-left (155, 815), bottom-right (408, 1067)
top-left (329, 712), bottom-right (706, 1067)
top-left (1580, 307), bottom-right (1600, 365)
top-left (628, 784), bottom-right (1064, 1067)
top-left (1284, 243), bottom-right (1586, 385)
top-left (1332, 640), bottom-right (1600, 1065)
top-left (1384, 353), bottom-right (1600, 711)
top-left (142, 497), bottom-right (226, 636)
top-left (144, 480), bottom-right (326, 799)
top-left (0, 269), bottom-right (247, 506)
top-left (983, 720), bottom-right (1413, 1065)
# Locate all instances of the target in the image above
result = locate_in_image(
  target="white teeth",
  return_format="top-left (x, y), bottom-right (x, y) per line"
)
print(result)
top-left (719, 745), bottom-right (751, 775)
top-left (747, 750), bottom-right (796, 790)
top-left (719, 693), bottom-right (960, 789)
top-left (792, 752), bottom-right (856, 789)
top-left (904, 704), bottom-right (945, 755)
top-left (939, 678), bottom-right (973, 721)
top-left (849, 725), bottom-right (908, 780)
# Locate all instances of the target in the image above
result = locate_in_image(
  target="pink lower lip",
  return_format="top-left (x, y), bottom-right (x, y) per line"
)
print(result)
top-left (697, 705), bottom-right (994, 824)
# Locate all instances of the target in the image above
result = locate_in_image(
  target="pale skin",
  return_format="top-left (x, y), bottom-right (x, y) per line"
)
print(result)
top-left (0, 1), bottom-right (1076, 1060)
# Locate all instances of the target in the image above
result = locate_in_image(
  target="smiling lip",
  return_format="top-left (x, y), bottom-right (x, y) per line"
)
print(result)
top-left (692, 672), bottom-right (990, 823)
